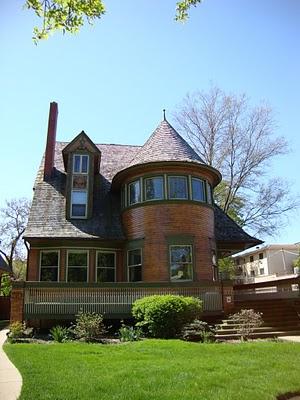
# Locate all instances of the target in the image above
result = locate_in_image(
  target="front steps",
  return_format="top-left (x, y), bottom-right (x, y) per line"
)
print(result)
top-left (215, 298), bottom-right (300, 341)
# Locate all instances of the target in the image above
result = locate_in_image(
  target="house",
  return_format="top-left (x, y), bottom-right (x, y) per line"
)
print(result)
top-left (10, 102), bottom-right (262, 325)
top-left (232, 243), bottom-right (300, 284)
top-left (0, 254), bottom-right (11, 276)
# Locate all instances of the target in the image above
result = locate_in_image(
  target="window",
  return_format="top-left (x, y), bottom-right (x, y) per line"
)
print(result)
top-left (250, 255), bottom-right (254, 262)
top-left (192, 178), bottom-right (206, 202)
top-left (71, 154), bottom-right (89, 218)
top-left (128, 180), bottom-right (141, 205)
top-left (144, 176), bottom-right (164, 201)
top-left (250, 270), bottom-right (255, 277)
top-left (67, 251), bottom-right (88, 282)
top-left (40, 251), bottom-right (59, 281)
top-left (96, 252), bottom-right (116, 282)
top-left (206, 182), bottom-right (213, 204)
top-left (170, 245), bottom-right (193, 281)
top-left (259, 268), bottom-right (264, 275)
top-left (259, 252), bottom-right (264, 260)
top-left (73, 154), bottom-right (89, 174)
top-left (168, 176), bottom-right (188, 199)
top-left (128, 249), bottom-right (142, 282)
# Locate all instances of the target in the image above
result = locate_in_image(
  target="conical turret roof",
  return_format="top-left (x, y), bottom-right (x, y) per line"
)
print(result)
top-left (128, 119), bottom-right (206, 167)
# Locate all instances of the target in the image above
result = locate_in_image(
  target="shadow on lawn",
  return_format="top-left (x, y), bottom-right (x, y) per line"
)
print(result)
top-left (277, 391), bottom-right (300, 400)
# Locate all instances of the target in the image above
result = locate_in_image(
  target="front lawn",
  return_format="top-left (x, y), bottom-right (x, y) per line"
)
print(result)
top-left (4, 340), bottom-right (300, 400)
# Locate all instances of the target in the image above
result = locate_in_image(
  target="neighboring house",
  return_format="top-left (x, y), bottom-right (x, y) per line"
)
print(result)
top-left (0, 254), bottom-right (11, 276)
top-left (11, 102), bottom-right (262, 325)
top-left (232, 244), bottom-right (300, 283)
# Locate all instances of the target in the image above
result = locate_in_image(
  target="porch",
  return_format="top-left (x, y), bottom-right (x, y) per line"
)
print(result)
top-left (11, 281), bottom-right (227, 321)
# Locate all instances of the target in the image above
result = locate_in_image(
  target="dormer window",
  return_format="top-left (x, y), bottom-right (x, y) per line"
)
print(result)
top-left (71, 154), bottom-right (89, 218)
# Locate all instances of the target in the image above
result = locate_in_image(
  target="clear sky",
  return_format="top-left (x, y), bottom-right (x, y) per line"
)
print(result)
top-left (0, 0), bottom-right (299, 245)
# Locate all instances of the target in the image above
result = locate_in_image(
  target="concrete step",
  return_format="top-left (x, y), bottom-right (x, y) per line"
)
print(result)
top-left (215, 330), bottom-right (300, 341)
top-left (216, 326), bottom-right (300, 335)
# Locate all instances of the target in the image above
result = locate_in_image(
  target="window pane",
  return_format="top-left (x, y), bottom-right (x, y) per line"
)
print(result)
top-left (81, 155), bottom-right (89, 173)
top-left (128, 249), bottom-right (141, 266)
top-left (72, 191), bottom-right (87, 204)
top-left (73, 155), bottom-right (81, 173)
top-left (73, 175), bottom-right (87, 189)
top-left (97, 253), bottom-right (115, 268)
top-left (170, 246), bottom-right (192, 263)
top-left (41, 251), bottom-right (58, 267)
top-left (97, 268), bottom-right (115, 282)
top-left (129, 266), bottom-right (142, 282)
top-left (168, 177), bottom-right (188, 199)
top-left (67, 267), bottom-right (87, 282)
top-left (192, 178), bottom-right (205, 202)
top-left (40, 267), bottom-right (58, 282)
top-left (129, 181), bottom-right (141, 205)
top-left (145, 177), bottom-right (164, 200)
top-left (170, 263), bottom-right (192, 281)
top-left (206, 182), bottom-right (213, 204)
top-left (68, 252), bottom-right (88, 267)
top-left (72, 204), bottom-right (86, 217)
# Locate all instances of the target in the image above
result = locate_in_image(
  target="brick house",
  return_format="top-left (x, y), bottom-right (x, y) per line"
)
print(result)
top-left (11, 103), bottom-right (261, 325)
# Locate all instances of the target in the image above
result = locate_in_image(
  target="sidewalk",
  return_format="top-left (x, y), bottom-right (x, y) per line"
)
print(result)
top-left (279, 336), bottom-right (300, 343)
top-left (0, 329), bottom-right (22, 400)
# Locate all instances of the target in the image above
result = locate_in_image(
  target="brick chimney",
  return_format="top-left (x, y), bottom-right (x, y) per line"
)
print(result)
top-left (44, 102), bottom-right (58, 180)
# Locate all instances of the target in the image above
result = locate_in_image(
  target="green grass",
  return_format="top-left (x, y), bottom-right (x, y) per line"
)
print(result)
top-left (4, 340), bottom-right (300, 400)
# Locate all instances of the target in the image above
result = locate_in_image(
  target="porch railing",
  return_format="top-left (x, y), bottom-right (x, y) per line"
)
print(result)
top-left (23, 282), bottom-right (223, 319)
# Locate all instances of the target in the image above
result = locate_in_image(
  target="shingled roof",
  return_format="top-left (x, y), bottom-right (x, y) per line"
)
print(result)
top-left (0, 254), bottom-right (11, 273)
top-left (24, 119), bottom-right (261, 249)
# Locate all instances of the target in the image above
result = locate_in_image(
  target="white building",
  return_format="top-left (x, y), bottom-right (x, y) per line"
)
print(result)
top-left (232, 244), bottom-right (300, 283)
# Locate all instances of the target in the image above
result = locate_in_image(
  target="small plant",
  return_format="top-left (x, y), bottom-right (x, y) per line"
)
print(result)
top-left (72, 311), bottom-right (106, 342)
top-left (181, 319), bottom-right (215, 342)
top-left (229, 309), bottom-right (263, 341)
top-left (0, 273), bottom-right (12, 297)
top-left (132, 295), bottom-right (202, 339)
top-left (50, 325), bottom-right (70, 343)
top-left (7, 321), bottom-right (26, 343)
top-left (118, 322), bottom-right (143, 342)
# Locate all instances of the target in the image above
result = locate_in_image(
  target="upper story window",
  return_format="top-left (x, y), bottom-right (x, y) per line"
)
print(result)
top-left (170, 245), bottom-right (193, 281)
top-left (191, 178), bottom-right (206, 202)
top-left (250, 255), bottom-right (254, 262)
top-left (128, 248), bottom-right (142, 282)
top-left (144, 176), bottom-right (164, 201)
top-left (128, 180), bottom-right (141, 205)
top-left (168, 176), bottom-right (188, 199)
top-left (96, 251), bottom-right (116, 282)
top-left (259, 252), bottom-right (264, 260)
top-left (40, 251), bottom-right (59, 282)
top-left (71, 154), bottom-right (89, 218)
top-left (73, 154), bottom-right (89, 174)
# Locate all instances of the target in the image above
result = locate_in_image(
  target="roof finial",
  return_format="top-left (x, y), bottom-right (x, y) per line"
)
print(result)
top-left (163, 109), bottom-right (166, 121)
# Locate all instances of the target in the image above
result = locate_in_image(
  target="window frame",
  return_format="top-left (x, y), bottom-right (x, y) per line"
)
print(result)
top-left (127, 248), bottom-right (142, 282)
top-left (73, 154), bottom-right (89, 174)
top-left (66, 249), bottom-right (89, 283)
top-left (71, 154), bottom-right (89, 219)
top-left (96, 250), bottom-right (117, 283)
top-left (128, 179), bottom-right (141, 206)
top-left (144, 175), bottom-right (164, 202)
top-left (169, 244), bottom-right (193, 282)
top-left (191, 177), bottom-right (206, 202)
top-left (39, 250), bottom-right (60, 282)
top-left (168, 175), bottom-right (189, 200)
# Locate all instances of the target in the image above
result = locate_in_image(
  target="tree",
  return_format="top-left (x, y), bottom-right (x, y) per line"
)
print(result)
top-left (174, 86), bottom-right (298, 237)
top-left (0, 198), bottom-right (31, 278)
top-left (25, 0), bottom-right (202, 42)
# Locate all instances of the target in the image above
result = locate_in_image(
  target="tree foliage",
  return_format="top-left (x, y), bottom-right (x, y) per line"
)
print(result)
top-left (0, 198), bottom-right (31, 276)
top-left (174, 87), bottom-right (298, 236)
top-left (25, 0), bottom-right (202, 42)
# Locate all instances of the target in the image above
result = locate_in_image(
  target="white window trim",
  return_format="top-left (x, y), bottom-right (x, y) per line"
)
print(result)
top-left (127, 248), bottom-right (142, 282)
top-left (168, 176), bottom-right (189, 200)
top-left (144, 176), bottom-right (164, 202)
top-left (96, 250), bottom-right (117, 283)
top-left (73, 154), bottom-right (89, 174)
top-left (70, 189), bottom-right (88, 219)
top-left (169, 244), bottom-right (193, 282)
top-left (66, 249), bottom-right (89, 283)
top-left (39, 250), bottom-right (60, 282)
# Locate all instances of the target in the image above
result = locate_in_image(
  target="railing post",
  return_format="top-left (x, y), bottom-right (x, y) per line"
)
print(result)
top-left (221, 280), bottom-right (235, 316)
top-left (10, 281), bottom-right (25, 323)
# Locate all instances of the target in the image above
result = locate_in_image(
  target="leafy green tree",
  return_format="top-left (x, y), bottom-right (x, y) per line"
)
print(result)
top-left (218, 257), bottom-right (236, 280)
top-left (0, 273), bottom-right (12, 297)
top-left (25, 0), bottom-right (202, 42)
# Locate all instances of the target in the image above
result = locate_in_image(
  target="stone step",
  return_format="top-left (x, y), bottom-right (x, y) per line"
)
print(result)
top-left (215, 330), bottom-right (300, 341)
top-left (215, 325), bottom-right (300, 335)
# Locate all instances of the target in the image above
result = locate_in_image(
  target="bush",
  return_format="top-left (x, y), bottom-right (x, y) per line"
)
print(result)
top-left (50, 325), bottom-right (70, 343)
top-left (0, 273), bottom-right (12, 296)
top-left (229, 309), bottom-right (263, 341)
top-left (7, 321), bottom-right (25, 343)
top-left (132, 295), bottom-right (202, 338)
top-left (118, 322), bottom-right (143, 342)
top-left (72, 311), bottom-right (106, 342)
top-left (181, 320), bottom-right (215, 342)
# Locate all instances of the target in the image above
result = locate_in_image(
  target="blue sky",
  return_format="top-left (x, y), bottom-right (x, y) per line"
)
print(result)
top-left (0, 0), bottom-right (299, 244)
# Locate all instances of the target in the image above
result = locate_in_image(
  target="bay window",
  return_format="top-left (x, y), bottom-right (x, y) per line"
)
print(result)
top-left (67, 251), bottom-right (88, 282)
top-left (96, 251), bottom-right (116, 282)
top-left (40, 251), bottom-right (59, 281)
top-left (192, 177), bottom-right (206, 202)
top-left (168, 176), bottom-right (188, 199)
top-left (128, 180), bottom-right (141, 205)
top-left (144, 176), bottom-right (164, 201)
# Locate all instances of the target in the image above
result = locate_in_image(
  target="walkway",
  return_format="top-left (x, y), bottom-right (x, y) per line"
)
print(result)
top-left (0, 329), bottom-right (22, 400)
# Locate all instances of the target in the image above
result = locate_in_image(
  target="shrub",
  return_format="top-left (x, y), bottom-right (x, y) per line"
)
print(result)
top-left (72, 311), bottom-right (106, 342)
top-left (132, 295), bottom-right (202, 338)
top-left (181, 319), bottom-right (215, 342)
top-left (118, 322), bottom-right (143, 342)
top-left (0, 273), bottom-right (12, 297)
top-left (7, 321), bottom-right (25, 343)
top-left (229, 309), bottom-right (263, 341)
top-left (50, 325), bottom-right (70, 343)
